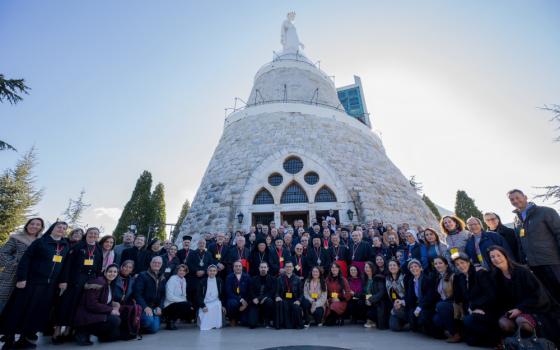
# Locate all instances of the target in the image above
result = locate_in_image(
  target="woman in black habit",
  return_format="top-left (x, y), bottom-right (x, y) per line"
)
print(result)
top-left (0, 221), bottom-right (70, 349)
top-left (275, 261), bottom-right (303, 329)
top-left (53, 227), bottom-right (103, 343)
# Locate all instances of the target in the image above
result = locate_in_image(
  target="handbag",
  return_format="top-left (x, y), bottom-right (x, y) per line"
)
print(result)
top-left (504, 329), bottom-right (557, 350)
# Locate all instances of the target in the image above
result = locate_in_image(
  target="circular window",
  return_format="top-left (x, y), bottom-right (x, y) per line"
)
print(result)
top-left (283, 156), bottom-right (303, 174)
top-left (268, 173), bottom-right (283, 186)
top-left (304, 171), bottom-right (319, 185)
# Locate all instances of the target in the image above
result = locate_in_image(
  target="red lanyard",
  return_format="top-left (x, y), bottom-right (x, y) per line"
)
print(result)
top-left (184, 250), bottom-right (190, 263)
top-left (297, 255), bottom-right (302, 267)
top-left (55, 243), bottom-right (62, 255)
top-left (87, 244), bottom-right (96, 259)
top-left (284, 275), bottom-right (292, 293)
top-left (122, 278), bottom-right (128, 295)
top-left (217, 244), bottom-right (223, 255)
top-left (276, 248), bottom-right (283, 258)
top-left (238, 248), bottom-right (244, 260)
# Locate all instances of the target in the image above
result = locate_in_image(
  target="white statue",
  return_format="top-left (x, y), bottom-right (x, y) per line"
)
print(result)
top-left (281, 11), bottom-right (304, 54)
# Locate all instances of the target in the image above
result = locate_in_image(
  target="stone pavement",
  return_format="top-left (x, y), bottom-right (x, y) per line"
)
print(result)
top-left (37, 324), bottom-right (481, 350)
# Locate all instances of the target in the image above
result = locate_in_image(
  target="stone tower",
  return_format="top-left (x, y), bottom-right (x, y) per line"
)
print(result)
top-left (177, 14), bottom-right (438, 242)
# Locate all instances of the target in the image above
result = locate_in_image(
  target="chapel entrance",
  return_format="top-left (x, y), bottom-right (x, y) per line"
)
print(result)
top-left (281, 211), bottom-right (309, 228)
top-left (252, 212), bottom-right (275, 226)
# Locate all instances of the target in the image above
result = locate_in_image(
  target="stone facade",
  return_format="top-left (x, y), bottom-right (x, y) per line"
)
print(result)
top-left (177, 51), bottom-right (438, 243)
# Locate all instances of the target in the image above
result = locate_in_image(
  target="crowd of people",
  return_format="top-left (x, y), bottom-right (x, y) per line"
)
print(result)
top-left (0, 188), bottom-right (558, 349)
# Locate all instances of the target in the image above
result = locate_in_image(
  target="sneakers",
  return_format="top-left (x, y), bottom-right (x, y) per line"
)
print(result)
top-left (317, 323), bottom-right (323, 327)
top-left (364, 320), bottom-right (374, 328)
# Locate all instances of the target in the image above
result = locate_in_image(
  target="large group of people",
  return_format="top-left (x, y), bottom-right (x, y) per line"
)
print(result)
top-left (0, 188), bottom-right (558, 349)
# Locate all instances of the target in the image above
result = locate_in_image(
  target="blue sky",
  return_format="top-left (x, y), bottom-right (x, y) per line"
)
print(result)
top-left (2, 0), bottom-right (559, 234)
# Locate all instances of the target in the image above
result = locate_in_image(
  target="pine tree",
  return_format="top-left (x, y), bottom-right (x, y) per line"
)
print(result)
top-left (172, 198), bottom-right (190, 241)
top-left (62, 189), bottom-right (90, 229)
top-left (0, 148), bottom-right (43, 243)
top-left (422, 194), bottom-right (441, 220)
top-left (1, 74), bottom-right (30, 151)
top-left (150, 182), bottom-right (166, 241)
top-left (113, 171), bottom-right (153, 241)
top-left (454, 190), bottom-right (483, 223)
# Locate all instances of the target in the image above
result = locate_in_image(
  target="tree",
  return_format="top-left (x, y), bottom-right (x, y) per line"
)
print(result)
top-left (0, 148), bottom-right (43, 243)
top-left (535, 104), bottom-right (560, 204)
top-left (422, 194), bottom-right (441, 220)
top-left (150, 182), bottom-right (166, 241)
top-left (409, 175), bottom-right (423, 194)
top-left (454, 190), bottom-right (483, 223)
top-left (172, 198), bottom-right (190, 241)
top-left (1, 74), bottom-right (31, 151)
top-left (62, 189), bottom-right (91, 229)
top-left (113, 171), bottom-right (153, 241)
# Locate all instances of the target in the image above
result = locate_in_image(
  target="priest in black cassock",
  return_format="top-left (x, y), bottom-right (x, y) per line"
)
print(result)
top-left (249, 239), bottom-right (270, 276)
top-left (269, 237), bottom-right (292, 276)
top-left (274, 261), bottom-right (304, 329)
top-left (248, 261), bottom-right (276, 328)
top-left (328, 234), bottom-right (350, 277)
top-left (186, 239), bottom-right (215, 307)
top-left (208, 232), bottom-right (228, 280)
top-left (291, 243), bottom-right (309, 279)
top-left (349, 231), bottom-right (371, 274)
top-left (306, 236), bottom-right (331, 275)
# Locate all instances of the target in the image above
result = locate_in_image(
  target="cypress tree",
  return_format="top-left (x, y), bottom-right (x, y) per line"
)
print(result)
top-left (454, 190), bottom-right (484, 223)
top-left (150, 182), bottom-right (166, 241)
top-left (172, 198), bottom-right (190, 241)
top-left (422, 194), bottom-right (441, 221)
top-left (113, 171), bottom-right (153, 241)
top-left (0, 148), bottom-right (43, 243)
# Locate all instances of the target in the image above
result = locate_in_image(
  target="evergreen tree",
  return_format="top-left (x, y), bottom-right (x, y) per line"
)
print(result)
top-left (454, 190), bottom-right (483, 223)
top-left (172, 198), bottom-right (190, 241)
top-left (422, 194), bottom-right (441, 220)
top-left (62, 189), bottom-right (90, 229)
top-left (113, 171), bottom-right (153, 241)
top-left (1, 74), bottom-right (30, 151)
top-left (150, 182), bottom-right (166, 241)
top-left (0, 148), bottom-right (43, 243)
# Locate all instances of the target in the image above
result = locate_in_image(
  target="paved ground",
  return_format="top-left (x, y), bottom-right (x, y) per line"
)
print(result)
top-left (36, 324), bottom-right (480, 350)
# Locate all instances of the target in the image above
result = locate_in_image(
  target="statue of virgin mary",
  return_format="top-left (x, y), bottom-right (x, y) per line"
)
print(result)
top-left (280, 12), bottom-right (305, 55)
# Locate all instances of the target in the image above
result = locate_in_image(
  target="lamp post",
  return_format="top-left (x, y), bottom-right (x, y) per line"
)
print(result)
top-left (346, 209), bottom-right (354, 222)
top-left (237, 212), bottom-right (244, 224)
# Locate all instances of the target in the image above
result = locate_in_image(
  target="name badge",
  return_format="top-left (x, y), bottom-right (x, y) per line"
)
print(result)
top-left (477, 254), bottom-right (483, 263)
top-left (391, 292), bottom-right (397, 300)
top-left (52, 255), bottom-right (63, 263)
top-left (449, 248), bottom-right (459, 259)
top-left (165, 267), bottom-right (171, 273)
top-left (295, 265), bottom-right (301, 271)
top-left (519, 228), bottom-right (525, 237)
top-left (285, 292), bottom-right (293, 299)
top-left (311, 293), bottom-right (318, 299)
top-left (215, 254), bottom-right (221, 260)
top-left (366, 294), bottom-right (372, 299)
top-left (84, 259), bottom-right (94, 266)
top-left (236, 287), bottom-right (240, 294)
top-left (280, 257), bottom-right (284, 262)
top-left (331, 292), bottom-right (338, 299)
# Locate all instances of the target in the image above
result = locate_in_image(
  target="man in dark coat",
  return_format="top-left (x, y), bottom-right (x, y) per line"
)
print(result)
top-left (269, 237), bottom-right (292, 276)
top-left (224, 261), bottom-right (251, 326)
top-left (249, 239), bottom-right (270, 277)
top-left (509, 189), bottom-right (560, 299)
top-left (291, 244), bottom-right (309, 279)
top-left (121, 235), bottom-right (146, 273)
top-left (227, 236), bottom-right (250, 273)
top-left (187, 239), bottom-right (215, 308)
top-left (248, 262), bottom-right (276, 328)
top-left (134, 255), bottom-right (166, 334)
top-left (207, 232), bottom-right (228, 281)
top-left (306, 236), bottom-right (331, 275)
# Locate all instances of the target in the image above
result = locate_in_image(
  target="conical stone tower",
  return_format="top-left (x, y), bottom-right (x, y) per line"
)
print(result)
top-left (178, 13), bottom-right (438, 242)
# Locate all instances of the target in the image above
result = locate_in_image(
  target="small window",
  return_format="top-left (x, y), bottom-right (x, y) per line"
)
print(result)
top-left (315, 186), bottom-right (337, 203)
top-left (280, 182), bottom-right (308, 204)
top-left (253, 188), bottom-right (274, 205)
top-left (304, 172), bottom-right (319, 185)
top-left (283, 156), bottom-right (303, 174)
top-left (268, 173), bottom-right (283, 186)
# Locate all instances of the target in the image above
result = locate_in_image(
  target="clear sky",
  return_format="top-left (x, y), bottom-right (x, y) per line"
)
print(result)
top-left (2, 0), bottom-right (559, 235)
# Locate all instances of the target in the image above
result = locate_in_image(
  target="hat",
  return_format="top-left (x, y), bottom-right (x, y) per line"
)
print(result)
top-left (274, 236), bottom-right (284, 242)
top-left (407, 258), bottom-right (422, 270)
top-left (256, 238), bottom-right (266, 245)
top-left (182, 235), bottom-right (192, 241)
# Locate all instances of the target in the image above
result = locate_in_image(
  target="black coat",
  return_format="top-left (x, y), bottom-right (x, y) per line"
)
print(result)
top-left (186, 249), bottom-right (215, 279)
top-left (349, 241), bottom-right (371, 262)
top-left (453, 267), bottom-right (497, 315)
top-left (136, 249), bottom-right (160, 273)
top-left (291, 254), bottom-right (309, 279)
top-left (268, 247), bottom-right (292, 276)
top-left (207, 243), bottom-right (228, 265)
top-left (404, 273), bottom-right (439, 312)
top-left (16, 235), bottom-right (70, 285)
top-left (328, 245), bottom-right (350, 263)
top-left (276, 274), bottom-right (303, 302)
top-left (248, 249), bottom-right (271, 276)
top-left (513, 203), bottom-right (560, 266)
top-left (249, 274), bottom-right (277, 301)
top-left (491, 224), bottom-right (520, 262)
top-left (134, 270), bottom-right (165, 309)
top-left (121, 246), bottom-right (142, 272)
top-left (60, 240), bottom-right (103, 286)
top-left (196, 277), bottom-right (225, 309)
top-left (177, 248), bottom-right (191, 265)
top-left (306, 246), bottom-right (331, 271)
